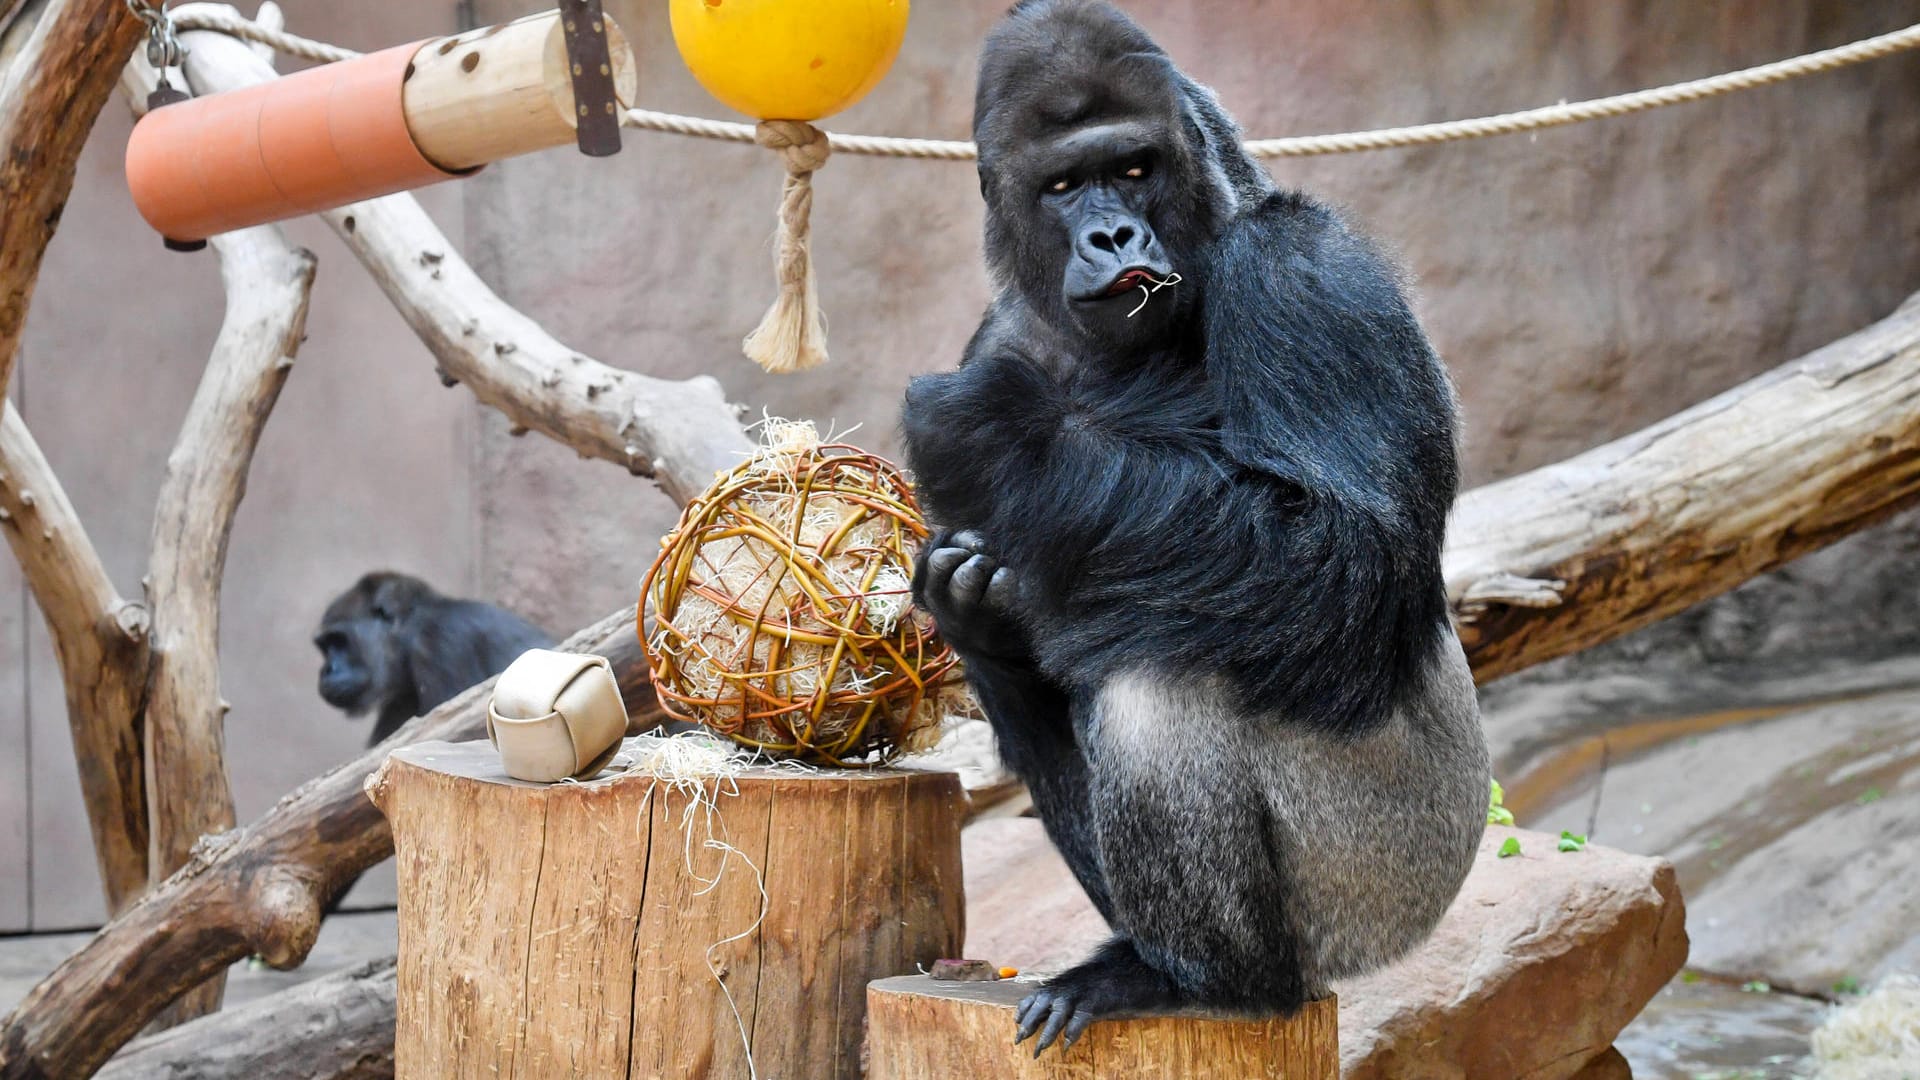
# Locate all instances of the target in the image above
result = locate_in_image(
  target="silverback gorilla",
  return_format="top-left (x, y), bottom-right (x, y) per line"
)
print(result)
top-left (315, 572), bottom-right (550, 746)
top-left (902, 0), bottom-right (1490, 1053)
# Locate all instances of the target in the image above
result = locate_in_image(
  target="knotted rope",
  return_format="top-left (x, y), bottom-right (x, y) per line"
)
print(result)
top-left (744, 121), bottom-right (832, 374)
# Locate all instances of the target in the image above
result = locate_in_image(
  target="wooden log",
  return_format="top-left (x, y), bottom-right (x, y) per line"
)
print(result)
top-left (1449, 292), bottom-right (1920, 683)
top-left (402, 9), bottom-right (638, 172)
top-left (866, 976), bottom-right (1338, 1080)
top-left (365, 740), bottom-right (966, 1079)
top-left (98, 959), bottom-right (398, 1080)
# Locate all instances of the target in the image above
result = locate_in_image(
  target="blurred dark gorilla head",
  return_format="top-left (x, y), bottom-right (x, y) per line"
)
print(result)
top-left (315, 572), bottom-right (550, 745)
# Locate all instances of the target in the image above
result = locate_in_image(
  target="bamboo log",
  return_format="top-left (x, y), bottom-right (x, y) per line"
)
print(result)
top-left (866, 976), bottom-right (1338, 1080)
top-left (366, 740), bottom-right (966, 1079)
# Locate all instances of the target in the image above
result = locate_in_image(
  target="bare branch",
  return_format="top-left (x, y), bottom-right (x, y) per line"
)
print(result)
top-left (0, 403), bottom-right (150, 913)
top-left (141, 225), bottom-right (316, 1026)
top-left (0, 0), bottom-right (143, 395)
top-left (1449, 292), bottom-right (1920, 682)
top-left (164, 14), bottom-right (754, 503)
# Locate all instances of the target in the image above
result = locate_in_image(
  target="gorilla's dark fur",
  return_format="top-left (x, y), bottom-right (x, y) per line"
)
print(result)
top-left (901, 0), bottom-right (1489, 1052)
top-left (315, 572), bottom-right (550, 746)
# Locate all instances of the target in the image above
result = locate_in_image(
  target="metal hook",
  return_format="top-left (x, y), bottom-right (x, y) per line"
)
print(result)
top-left (127, 0), bottom-right (186, 73)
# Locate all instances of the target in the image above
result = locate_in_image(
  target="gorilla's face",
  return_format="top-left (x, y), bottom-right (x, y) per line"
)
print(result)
top-left (314, 574), bottom-right (418, 717)
top-left (973, 8), bottom-right (1218, 355)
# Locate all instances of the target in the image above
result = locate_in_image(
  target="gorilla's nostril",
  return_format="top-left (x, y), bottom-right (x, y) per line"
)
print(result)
top-left (1111, 225), bottom-right (1134, 249)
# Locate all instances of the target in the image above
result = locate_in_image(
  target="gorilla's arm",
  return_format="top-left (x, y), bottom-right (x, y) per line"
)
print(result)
top-left (912, 529), bottom-right (1115, 921)
top-left (1142, 188), bottom-right (1459, 733)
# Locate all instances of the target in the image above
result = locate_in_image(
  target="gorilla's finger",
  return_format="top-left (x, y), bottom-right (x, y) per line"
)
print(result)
top-left (1014, 992), bottom-right (1051, 1043)
top-left (952, 529), bottom-right (990, 554)
top-left (1062, 1010), bottom-right (1095, 1051)
top-left (925, 546), bottom-right (971, 592)
top-left (951, 553), bottom-right (997, 605)
top-left (985, 566), bottom-right (1018, 612)
top-left (1033, 998), bottom-right (1072, 1056)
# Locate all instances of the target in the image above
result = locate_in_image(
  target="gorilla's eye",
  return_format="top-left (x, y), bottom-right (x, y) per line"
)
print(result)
top-left (1122, 162), bottom-right (1150, 180)
top-left (1045, 177), bottom-right (1076, 195)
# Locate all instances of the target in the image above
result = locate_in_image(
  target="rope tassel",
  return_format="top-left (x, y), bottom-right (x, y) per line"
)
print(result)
top-left (744, 120), bottom-right (832, 375)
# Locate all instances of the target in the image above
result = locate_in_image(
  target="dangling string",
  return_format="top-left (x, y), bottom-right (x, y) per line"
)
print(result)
top-left (1126, 271), bottom-right (1183, 318)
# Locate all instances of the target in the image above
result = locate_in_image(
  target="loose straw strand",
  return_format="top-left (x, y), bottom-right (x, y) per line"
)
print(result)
top-left (171, 10), bottom-right (1920, 160)
top-left (744, 120), bottom-right (833, 374)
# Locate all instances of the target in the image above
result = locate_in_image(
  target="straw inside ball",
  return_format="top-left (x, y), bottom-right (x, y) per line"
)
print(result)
top-left (640, 421), bottom-right (960, 764)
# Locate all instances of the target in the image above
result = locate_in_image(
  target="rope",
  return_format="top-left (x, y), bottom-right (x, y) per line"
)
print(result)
top-left (742, 121), bottom-right (832, 373)
top-left (170, 9), bottom-right (1920, 160)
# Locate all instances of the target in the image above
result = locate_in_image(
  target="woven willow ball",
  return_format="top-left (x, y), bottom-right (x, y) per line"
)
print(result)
top-left (639, 422), bottom-right (959, 764)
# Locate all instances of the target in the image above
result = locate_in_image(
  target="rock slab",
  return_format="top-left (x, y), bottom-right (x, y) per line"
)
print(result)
top-left (963, 820), bottom-right (1686, 1080)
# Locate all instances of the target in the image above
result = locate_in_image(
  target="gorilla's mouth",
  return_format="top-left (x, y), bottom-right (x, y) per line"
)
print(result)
top-left (1103, 267), bottom-right (1160, 296)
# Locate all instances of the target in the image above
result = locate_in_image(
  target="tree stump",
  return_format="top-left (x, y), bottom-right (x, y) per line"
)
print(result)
top-left (366, 740), bottom-right (966, 1079)
top-left (866, 976), bottom-right (1338, 1080)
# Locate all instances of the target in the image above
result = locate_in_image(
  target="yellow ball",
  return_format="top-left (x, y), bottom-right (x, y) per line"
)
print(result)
top-left (669, 0), bottom-right (910, 122)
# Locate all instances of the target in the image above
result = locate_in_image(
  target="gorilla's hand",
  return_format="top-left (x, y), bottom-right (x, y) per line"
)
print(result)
top-left (913, 529), bottom-right (1026, 658)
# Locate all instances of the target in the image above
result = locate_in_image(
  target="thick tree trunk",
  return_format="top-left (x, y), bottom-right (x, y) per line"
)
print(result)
top-left (368, 742), bottom-right (965, 1078)
top-left (0, 0), bottom-right (142, 395)
top-left (0, 610), bottom-right (661, 1080)
top-left (1448, 292), bottom-right (1920, 683)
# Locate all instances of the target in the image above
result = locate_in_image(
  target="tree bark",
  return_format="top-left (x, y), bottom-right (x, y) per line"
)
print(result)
top-left (1448, 291), bottom-right (1920, 683)
top-left (161, 12), bottom-right (755, 505)
top-left (0, 0), bottom-right (143, 395)
top-left (98, 959), bottom-right (397, 1080)
top-left (0, 609), bottom-right (662, 1080)
top-left (368, 742), bottom-right (964, 1078)
top-left (141, 224), bottom-right (316, 1025)
top-left (0, 405), bottom-right (151, 914)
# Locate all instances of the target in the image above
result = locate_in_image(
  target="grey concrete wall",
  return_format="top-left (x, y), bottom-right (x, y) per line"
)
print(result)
top-left (3, 0), bottom-right (1919, 929)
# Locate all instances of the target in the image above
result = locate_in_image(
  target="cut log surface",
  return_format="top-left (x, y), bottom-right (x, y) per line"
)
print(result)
top-left (866, 975), bottom-right (1338, 1080)
top-left (366, 740), bottom-right (966, 1080)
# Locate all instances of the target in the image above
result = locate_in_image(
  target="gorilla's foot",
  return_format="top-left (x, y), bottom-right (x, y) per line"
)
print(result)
top-left (1012, 935), bottom-right (1181, 1055)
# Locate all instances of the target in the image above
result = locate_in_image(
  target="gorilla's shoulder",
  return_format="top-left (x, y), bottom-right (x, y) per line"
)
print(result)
top-left (1216, 189), bottom-right (1412, 311)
